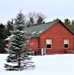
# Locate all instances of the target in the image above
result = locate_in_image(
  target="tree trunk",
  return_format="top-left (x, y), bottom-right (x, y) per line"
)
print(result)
top-left (18, 60), bottom-right (21, 68)
top-left (18, 53), bottom-right (21, 68)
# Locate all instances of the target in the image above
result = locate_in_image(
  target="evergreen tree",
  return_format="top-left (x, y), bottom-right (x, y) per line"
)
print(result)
top-left (64, 19), bottom-right (71, 28)
top-left (0, 23), bottom-right (7, 53)
top-left (4, 12), bottom-right (35, 71)
top-left (6, 19), bottom-right (13, 36)
top-left (37, 13), bottom-right (46, 24)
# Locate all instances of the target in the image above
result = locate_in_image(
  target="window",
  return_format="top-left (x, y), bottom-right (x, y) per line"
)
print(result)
top-left (64, 39), bottom-right (69, 49)
top-left (46, 39), bottom-right (52, 48)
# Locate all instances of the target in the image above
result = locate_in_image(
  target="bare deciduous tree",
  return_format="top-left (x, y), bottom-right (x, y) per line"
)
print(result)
top-left (27, 12), bottom-right (46, 27)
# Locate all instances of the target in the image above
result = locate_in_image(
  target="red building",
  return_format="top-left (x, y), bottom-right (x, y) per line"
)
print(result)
top-left (6, 19), bottom-right (74, 55)
top-left (25, 19), bottom-right (74, 55)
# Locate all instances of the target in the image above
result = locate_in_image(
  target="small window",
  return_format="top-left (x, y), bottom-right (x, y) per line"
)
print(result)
top-left (64, 39), bottom-right (69, 49)
top-left (46, 39), bottom-right (52, 48)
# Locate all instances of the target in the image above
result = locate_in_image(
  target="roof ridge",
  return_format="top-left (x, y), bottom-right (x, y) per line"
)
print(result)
top-left (26, 20), bottom-right (59, 28)
top-left (25, 19), bottom-right (74, 38)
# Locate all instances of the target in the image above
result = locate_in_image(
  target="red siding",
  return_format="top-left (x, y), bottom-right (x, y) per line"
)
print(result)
top-left (29, 38), bottom-right (39, 54)
top-left (30, 23), bottom-right (74, 54)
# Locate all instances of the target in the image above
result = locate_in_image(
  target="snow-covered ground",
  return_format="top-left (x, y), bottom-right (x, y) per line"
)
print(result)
top-left (0, 54), bottom-right (74, 75)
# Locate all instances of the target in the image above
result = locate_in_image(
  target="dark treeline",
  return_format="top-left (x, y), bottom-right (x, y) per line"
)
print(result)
top-left (0, 12), bottom-right (74, 53)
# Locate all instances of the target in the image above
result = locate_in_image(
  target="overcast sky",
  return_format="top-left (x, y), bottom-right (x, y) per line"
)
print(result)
top-left (0, 0), bottom-right (74, 24)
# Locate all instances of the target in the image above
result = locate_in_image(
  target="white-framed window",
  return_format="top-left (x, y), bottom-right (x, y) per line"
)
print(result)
top-left (46, 39), bottom-right (52, 49)
top-left (64, 39), bottom-right (69, 49)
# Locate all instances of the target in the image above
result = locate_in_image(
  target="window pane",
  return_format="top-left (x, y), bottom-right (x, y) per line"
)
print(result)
top-left (64, 39), bottom-right (69, 44)
top-left (46, 39), bottom-right (52, 44)
top-left (64, 44), bottom-right (68, 48)
top-left (47, 44), bottom-right (51, 48)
